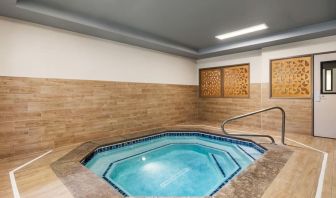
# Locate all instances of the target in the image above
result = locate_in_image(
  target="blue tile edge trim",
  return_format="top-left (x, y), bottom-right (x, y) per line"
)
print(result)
top-left (103, 175), bottom-right (128, 197)
top-left (210, 154), bottom-right (226, 178)
top-left (81, 131), bottom-right (266, 165)
top-left (210, 151), bottom-right (242, 196)
top-left (101, 142), bottom-right (245, 197)
top-left (101, 143), bottom-right (184, 197)
top-left (237, 145), bottom-right (255, 160)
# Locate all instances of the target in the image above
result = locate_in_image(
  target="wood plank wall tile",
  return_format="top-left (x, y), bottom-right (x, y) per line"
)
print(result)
top-left (0, 76), bottom-right (314, 159)
top-left (0, 76), bottom-right (198, 158)
top-left (261, 83), bottom-right (312, 134)
top-left (198, 83), bottom-right (312, 135)
top-left (198, 83), bottom-right (262, 129)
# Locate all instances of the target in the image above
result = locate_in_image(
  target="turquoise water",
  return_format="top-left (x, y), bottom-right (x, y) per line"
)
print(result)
top-left (85, 135), bottom-right (263, 196)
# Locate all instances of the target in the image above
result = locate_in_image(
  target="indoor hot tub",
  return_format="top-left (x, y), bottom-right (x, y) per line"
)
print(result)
top-left (82, 132), bottom-right (266, 197)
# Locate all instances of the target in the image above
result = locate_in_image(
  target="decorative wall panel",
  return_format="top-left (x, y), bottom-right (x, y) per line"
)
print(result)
top-left (199, 68), bottom-right (222, 97)
top-left (271, 56), bottom-right (312, 98)
top-left (223, 64), bottom-right (249, 97)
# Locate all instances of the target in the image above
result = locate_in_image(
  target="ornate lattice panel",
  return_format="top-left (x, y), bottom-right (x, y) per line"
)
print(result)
top-left (199, 68), bottom-right (222, 97)
top-left (223, 64), bottom-right (250, 98)
top-left (271, 56), bottom-right (312, 98)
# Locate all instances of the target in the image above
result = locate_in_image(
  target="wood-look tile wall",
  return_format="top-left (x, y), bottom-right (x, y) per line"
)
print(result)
top-left (0, 76), bottom-right (198, 158)
top-left (198, 83), bottom-right (312, 135)
top-left (261, 83), bottom-right (312, 134)
top-left (0, 76), bottom-right (313, 159)
top-left (198, 84), bottom-right (262, 129)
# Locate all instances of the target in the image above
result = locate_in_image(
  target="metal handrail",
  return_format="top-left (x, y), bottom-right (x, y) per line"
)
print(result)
top-left (221, 106), bottom-right (286, 145)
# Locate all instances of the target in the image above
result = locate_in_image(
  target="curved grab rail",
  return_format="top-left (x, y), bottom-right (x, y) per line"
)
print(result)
top-left (221, 106), bottom-right (286, 145)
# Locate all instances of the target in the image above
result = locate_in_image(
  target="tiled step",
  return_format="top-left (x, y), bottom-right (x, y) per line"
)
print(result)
top-left (210, 152), bottom-right (241, 180)
top-left (237, 145), bottom-right (263, 160)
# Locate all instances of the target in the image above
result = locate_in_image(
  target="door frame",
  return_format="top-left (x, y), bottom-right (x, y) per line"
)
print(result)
top-left (312, 50), bottom-right (336, 138)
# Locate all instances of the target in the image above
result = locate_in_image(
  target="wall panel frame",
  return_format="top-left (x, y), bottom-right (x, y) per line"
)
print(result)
top-left (270, 55), bottom-right (313, 98)
top-left (199, 67), bottom-right (223, 97)
top-left (222, 64), bottom-right (250, 98)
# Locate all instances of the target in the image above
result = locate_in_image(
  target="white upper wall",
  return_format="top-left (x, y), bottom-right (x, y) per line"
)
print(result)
top-left (197, 35), bottom-right (336, 84)
top-left (197, 50), bottom-right (262, 84)
top-left (3, 16), bottom-right (336, 86)
top-left (261, 35), bottom-right (336, 83)
top-left (0, 17), bottom-right (197, 85)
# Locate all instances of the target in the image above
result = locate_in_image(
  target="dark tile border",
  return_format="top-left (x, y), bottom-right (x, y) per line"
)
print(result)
top-left (237, 145), bottom-right (256, 160)
top-left (81, 130), bottom-right (267, 167)
top-left (214, 144), bottom-right (293, 197)
top-left (209, 151), bottom-right (242, 196)
top-left (51, 126), bottom-right (292, 198)
top-left (82, 131), bottom-right (266, 166)
top-left (100, 142), bottom-right (246, 196)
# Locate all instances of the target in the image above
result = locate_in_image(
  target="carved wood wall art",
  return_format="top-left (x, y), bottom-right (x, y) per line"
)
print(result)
top-left (199, 68), bottom-right (222, 97)
top-left (223, 64), bottom-right (250, 98)
top-left (271, 56), bottom-right (312, 98)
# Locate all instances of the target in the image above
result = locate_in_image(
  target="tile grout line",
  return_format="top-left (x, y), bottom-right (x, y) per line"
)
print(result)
top-left (176, 124), bottom-right (328, 198)
top-left (5, 126), bottom-right (329, 198)
top-left (8, 150), bottom-right (53, 198)
top-left (279, 137), bottom-right (328, 198)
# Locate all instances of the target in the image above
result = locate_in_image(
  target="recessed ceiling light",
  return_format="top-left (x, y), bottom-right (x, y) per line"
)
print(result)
top-left (216, 24), bottom-right (268, 40)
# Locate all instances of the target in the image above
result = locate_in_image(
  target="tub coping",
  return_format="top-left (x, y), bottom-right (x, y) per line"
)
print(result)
top-left (51, 126), bottom-right (293, 198)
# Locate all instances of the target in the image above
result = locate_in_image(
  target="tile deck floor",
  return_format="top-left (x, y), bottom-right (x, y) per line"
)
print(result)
top-left (0, 120), bottom-right (335, 198)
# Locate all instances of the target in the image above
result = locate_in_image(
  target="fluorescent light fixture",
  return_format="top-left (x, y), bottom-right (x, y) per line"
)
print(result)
top-left (216, 24), bottom-right (268, 40)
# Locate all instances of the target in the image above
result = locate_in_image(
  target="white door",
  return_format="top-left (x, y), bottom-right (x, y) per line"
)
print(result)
top-left (314, 53), bottom-right (336, 138)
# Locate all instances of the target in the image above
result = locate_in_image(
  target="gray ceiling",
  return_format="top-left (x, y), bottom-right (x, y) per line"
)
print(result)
top-left (1, 0), bottom-right (336, 58)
